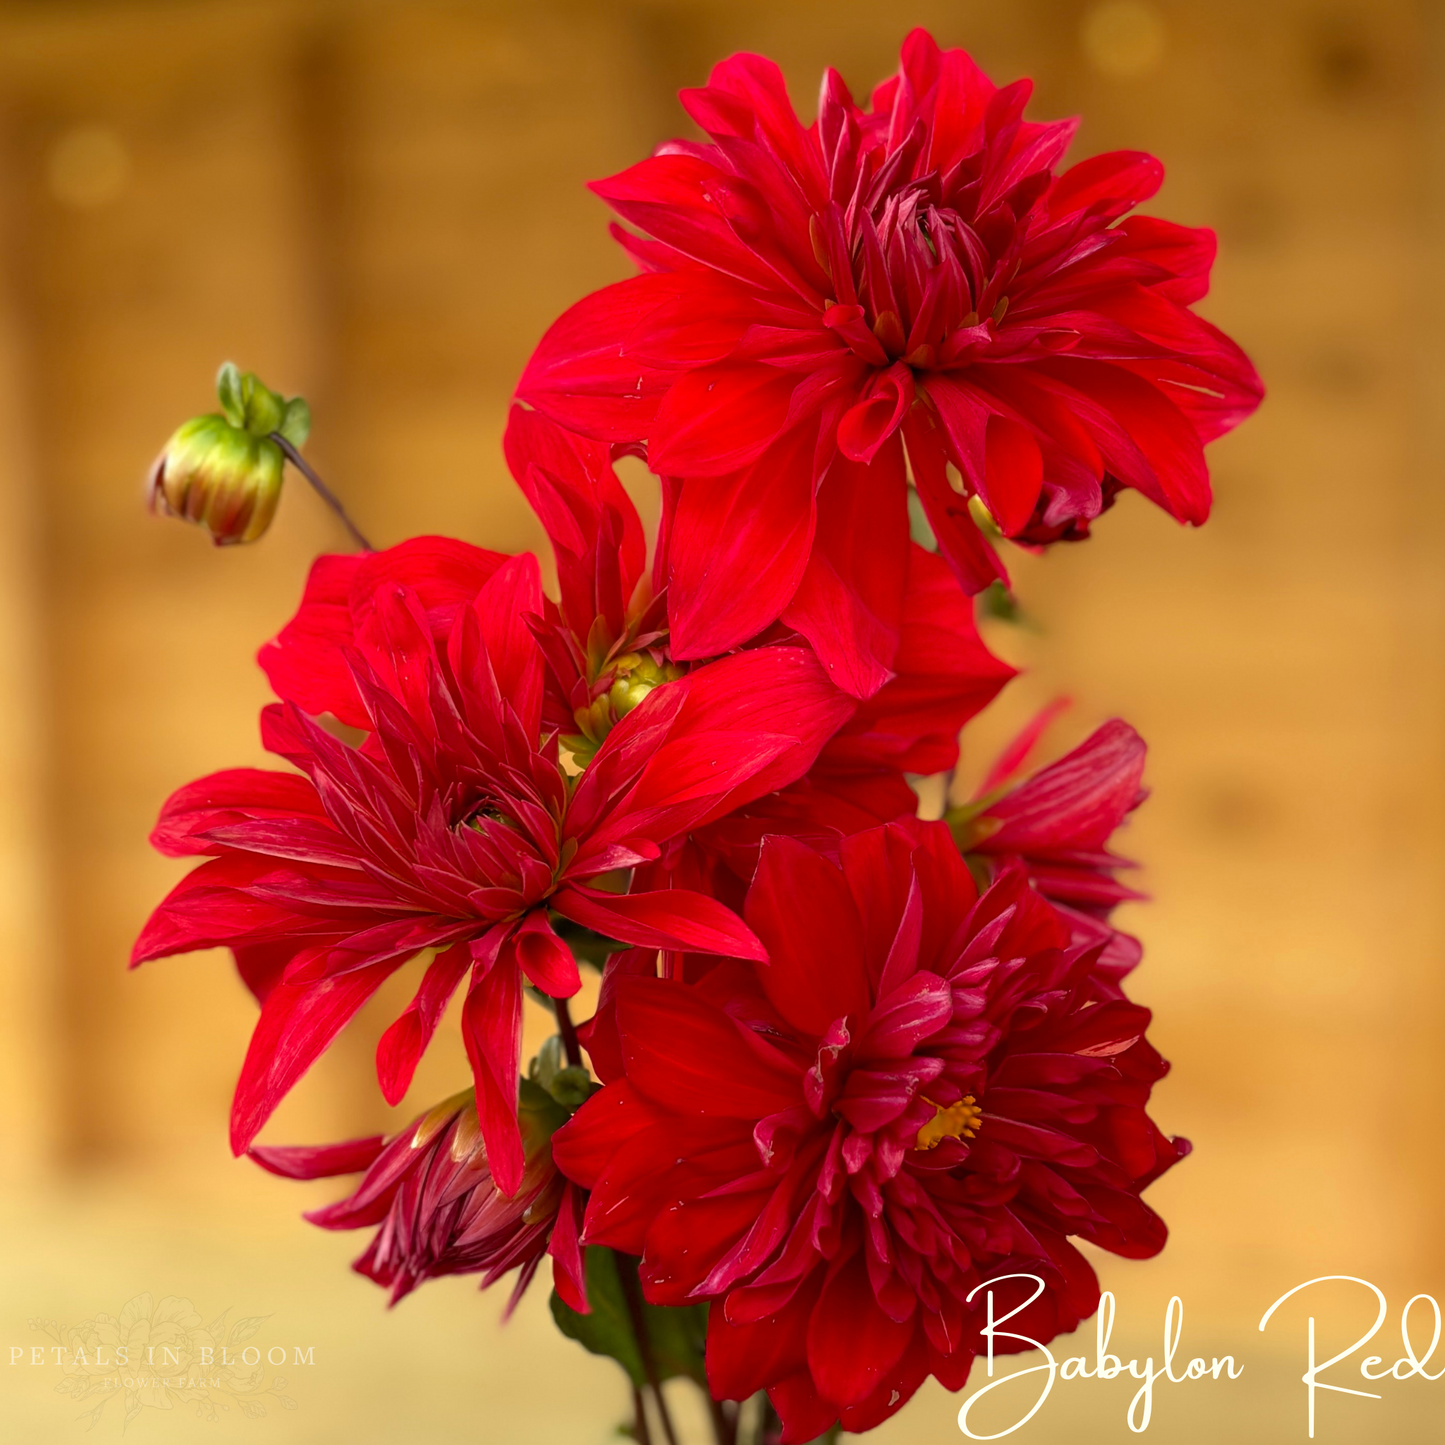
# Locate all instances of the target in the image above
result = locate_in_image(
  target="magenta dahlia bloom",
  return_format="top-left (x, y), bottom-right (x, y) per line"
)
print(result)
top-left (554, 820), bottom-right (1187, 1439)
top-left (251, 1086), bottom-right (586, 1313)
top-left (132, 544), bottom-right (851, 1193)
top-left (518, 28), bottom-right (1262, 695)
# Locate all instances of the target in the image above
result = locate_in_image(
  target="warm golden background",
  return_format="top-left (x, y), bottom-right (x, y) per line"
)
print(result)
top-left (0, 0), bottom-right (1439, 1440)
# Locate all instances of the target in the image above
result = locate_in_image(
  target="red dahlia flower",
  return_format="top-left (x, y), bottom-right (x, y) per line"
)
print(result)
top-left (250, 1083), bottom-right (586, 1313)
top-left (132, 545), bottom-right (852, 1193)
top-left (518, 28), bottom-right (1261, 695)
top-left (553, 821), bottom-right (1187, 1440)
top-left (951, 714), bottom-right (1148, 987)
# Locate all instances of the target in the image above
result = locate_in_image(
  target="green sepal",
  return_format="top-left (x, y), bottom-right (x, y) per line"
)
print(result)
top-left (527, 1035), bottom-right (596, 1110)
top-left (550, 1248), bottom-right (708, 1389)
top-left (216, 362), bottom-right (246, 428)
top-left (279, 396), bottom-right (311, 448)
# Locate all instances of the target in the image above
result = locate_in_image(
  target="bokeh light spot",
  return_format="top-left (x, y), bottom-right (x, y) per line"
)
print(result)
top-left (1080, 0), bottom-right (1167, 79)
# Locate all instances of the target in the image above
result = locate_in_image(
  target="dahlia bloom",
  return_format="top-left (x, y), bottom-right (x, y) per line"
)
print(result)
top-left (518, 28), bottom-right (1261, 695)
top-left (951, 715), bottom-right (1148, 986)
top-left (250, 1084), bottom-right (586, 1313)
top-left (554, 820), bottom-right (1187, 1439)
top-left (132, 541), bottom-right (852, 1194)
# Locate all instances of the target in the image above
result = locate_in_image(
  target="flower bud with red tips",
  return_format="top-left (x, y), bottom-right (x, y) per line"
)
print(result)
top-left (147, 362), bottom-right (310, 545)
top-left (248, 1082), bottom-right (588, 1315)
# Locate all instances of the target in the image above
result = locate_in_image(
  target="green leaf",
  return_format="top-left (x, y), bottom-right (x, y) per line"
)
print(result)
top-left (550, 1248), bottom-right (708, 1388)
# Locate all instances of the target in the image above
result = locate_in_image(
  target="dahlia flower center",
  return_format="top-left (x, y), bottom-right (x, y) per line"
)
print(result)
top-left (835, 191), bottom-right (1013, 367)
top-left (913, 1094), bottom-right (981, 1151)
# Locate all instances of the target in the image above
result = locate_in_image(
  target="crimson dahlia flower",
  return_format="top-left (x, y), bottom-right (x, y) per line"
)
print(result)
top-left (554, 820), bottom-right (1186, 1440)
top-left (519, 28), bottom-right (1261, 696)
top-left (132, 542), bottom-right (851, 1194)
top-left (251, 1084), bottom-right (586, 1312)
top-left (951, 715), bottom-right (1149, 987)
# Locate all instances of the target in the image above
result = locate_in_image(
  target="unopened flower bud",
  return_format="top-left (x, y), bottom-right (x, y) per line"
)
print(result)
top-left (147, 361), bottom-right (310, 546)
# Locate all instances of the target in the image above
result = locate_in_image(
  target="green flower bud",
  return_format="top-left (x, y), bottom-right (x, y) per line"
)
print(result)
top-left (147, 362), bottom-right (309, 546)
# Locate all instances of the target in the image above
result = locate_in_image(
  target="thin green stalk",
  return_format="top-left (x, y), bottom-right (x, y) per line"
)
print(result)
top-left (268, 432), bottom-right (373, 551)
top-left (617, 1255), bottom-right (681, 1445)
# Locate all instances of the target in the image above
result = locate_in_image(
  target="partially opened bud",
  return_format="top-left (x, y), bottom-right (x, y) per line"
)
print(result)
top-left (248, 1082), bottom-right (588, 1316)
top-left (147, 361), bottom-right (310, 546)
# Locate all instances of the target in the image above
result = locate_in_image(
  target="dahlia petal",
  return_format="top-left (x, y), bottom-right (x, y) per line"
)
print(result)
top-left (1034, 357), bottom-right (1211, 523)
top-left (248, 1135), bottom-right (386, 1180)
top-left (981, 415), bottom-right (1045, 536)
top-left (468, 552), bottom-right (546, 739)
top-left (807, 1249), bottom-right (914, 1407)
top-left (515, 274), bottom-right (678, 442)
top-left (503, 404), bottom-right (644, 638)
top-left (649, 362), bottom-right (800, 477)
top-left (150, 768), bottom-right (332, 858)
top-left (374, 943), bottom-right (472, 1106)
top-left (230, 959), bottom-right (407, 1155)
top-left (513, 910), bottom-right (582, 999)
top-left (983, 719), bottom-right (1146, 854)
top-left (666, 431), bottom-right (818, 659)
top-left (835, 362), bottom-right (914, 464)
top-left (256, 553), bottom-right (367, 724)
top-left (461, 941), bottom-right (526, 1198)
top-left (781, 439), bottom-right (909, 699)
top-left (837, 1344), bottom-right (932, 1434)
top-left (1112, 215), bottom-right (1216, 305)
top-left (707, 1275), bottom-right (817, 1402)
top-left (552, 884), bottom-right (764, 961)
top-left (551, 1079), bottom-right (663, 1190)
top-left (1048, 150), bottom-right (1165, 221)
top-left (823, 546), bottom-right (1014, 775)
top-left (571, 646), bottom-right (854, 863)
top-left (901, 409), bottom-right (1006, 594)
top-left (549, 1182), bottom-right (589, 1314)
top-left (746, 837), bottom-right (869, 1035)
top-left (593, 154), bottom-right (805, 295)
top-left (768, 1369), bottom-right (838, 1445)
top-left (615, 976), bottom-right (800, 1116)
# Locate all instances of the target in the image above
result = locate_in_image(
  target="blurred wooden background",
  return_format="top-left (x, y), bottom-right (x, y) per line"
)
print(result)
top-left (0, 0), bottom-right (1441, 1440)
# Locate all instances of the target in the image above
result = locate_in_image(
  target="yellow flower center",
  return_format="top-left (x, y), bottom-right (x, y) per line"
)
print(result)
top-left (914, 1094), bottom-right (982, 1151)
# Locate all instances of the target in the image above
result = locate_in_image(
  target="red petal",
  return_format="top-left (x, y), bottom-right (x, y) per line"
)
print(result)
top-left (806, 1250), bottom-right (913, 1407)
top-left (516, 274), bottom-right (678, 442)
top-left (229, 960), bottom-right (407, 1154)
top-left (781, 440), bottom-right (909, 699)
top-left (552, 884), bottom-right (764, 960)
top-left (746, 837), bottom-right (869, 1035)
top-left (374, 944), bottom-right (471, 1105)
top-left (615, 976), bottom-right (800, 1116)
top-left (649, 362), bottom-right (799, 477)
top-left (462, 939), bottom-right (526, 1196)
top-left (248, 1135), bottom-right (386, 1179)
top-left (667, 430), bottom-right (818, 659)
top-left (513, 910), bottom-right (583, 998)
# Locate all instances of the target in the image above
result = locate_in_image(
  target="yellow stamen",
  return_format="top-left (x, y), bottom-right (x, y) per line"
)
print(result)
top-left (914, 1095), bottom-right (982, 1151)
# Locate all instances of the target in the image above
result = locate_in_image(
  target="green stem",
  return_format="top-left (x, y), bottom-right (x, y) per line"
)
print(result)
top-left (268, 432), bottom-right (373, 552)
top-left (554, 994), bottom-right (583, 1069)
top-left (631, 1383), bottom-right (654, 1445)
top-left (617, 1255), bottom-right (681, 1445)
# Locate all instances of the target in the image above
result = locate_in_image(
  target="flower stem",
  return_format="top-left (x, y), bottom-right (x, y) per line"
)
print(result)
top-left (706, 1393), bottom-right (737, 1445)
top-left (617, 1255), bottom-right (681, 1445)
top-left (268, 432), bottom-right (374, 552)
top-left (631, 1383), bottom-right (654, 1445)
top-left (554, 995), bottom-right (583, 1069)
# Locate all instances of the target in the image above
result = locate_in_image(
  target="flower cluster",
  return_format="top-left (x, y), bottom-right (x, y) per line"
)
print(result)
top-left (136, 29), bottom-right (1252, 1444)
